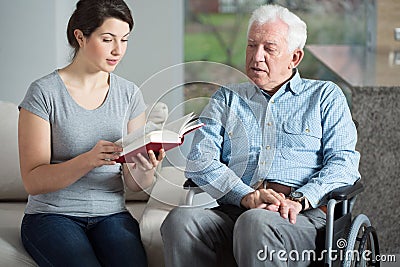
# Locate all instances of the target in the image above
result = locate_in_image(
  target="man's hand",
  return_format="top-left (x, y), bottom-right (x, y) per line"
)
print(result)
top-left (241, 190), bottom-right (303, 224)
top-left (277, 198), bottom-right (302, 224)
top-left (240, 189), bottom-right (286, 210)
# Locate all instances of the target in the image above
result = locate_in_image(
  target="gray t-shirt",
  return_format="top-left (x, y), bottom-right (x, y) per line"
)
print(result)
top-left (19, 70), bottom-right (146, 216)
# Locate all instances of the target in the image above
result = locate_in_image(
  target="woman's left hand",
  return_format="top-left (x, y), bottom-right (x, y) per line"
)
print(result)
top-left (128, 149), bottom-right (165, 172)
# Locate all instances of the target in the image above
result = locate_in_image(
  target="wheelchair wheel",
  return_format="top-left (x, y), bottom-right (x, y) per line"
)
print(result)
top-left (342, 214), bottom-right (380, 267)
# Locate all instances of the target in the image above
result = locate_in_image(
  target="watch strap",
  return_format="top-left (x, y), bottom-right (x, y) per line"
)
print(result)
top-left (300, 198), bottom-right (306, 211)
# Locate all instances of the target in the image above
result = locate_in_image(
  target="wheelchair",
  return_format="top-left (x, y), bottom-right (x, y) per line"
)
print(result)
top-left (183, 179), bottom-right (380, 267)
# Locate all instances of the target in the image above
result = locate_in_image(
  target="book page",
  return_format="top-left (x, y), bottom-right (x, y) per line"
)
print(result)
top-left (115, 121), bottom-right (160, 147)
top-left (180, 119), bottom-right (204, 136)
top-left (164, 112), bottom-right (195, 134)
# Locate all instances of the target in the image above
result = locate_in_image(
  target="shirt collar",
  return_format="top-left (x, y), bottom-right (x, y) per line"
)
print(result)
top-left (249, 68), bottom-right (303, 99)
top-left (285, 69), bottom-right (302, 95)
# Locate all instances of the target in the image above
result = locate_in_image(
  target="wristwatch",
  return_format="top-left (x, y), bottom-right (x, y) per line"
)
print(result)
top-left (289, 191), bottom-right (307, 211)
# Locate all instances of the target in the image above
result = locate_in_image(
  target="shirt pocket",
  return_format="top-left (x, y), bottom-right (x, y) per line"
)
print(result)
top-left (280, 120), bottom-right (322, 167)
top-left (282, 119), bottom-right (322, 144)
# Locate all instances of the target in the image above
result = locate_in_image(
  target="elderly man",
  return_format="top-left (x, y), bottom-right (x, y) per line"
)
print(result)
top-left (161, 4), bottom-right (360, 267)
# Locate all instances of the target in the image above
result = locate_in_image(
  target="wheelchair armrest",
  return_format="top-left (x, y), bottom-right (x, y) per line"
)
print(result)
top-left (183, 179), bottom-right (205, 195)
top-left (183, 179), bottom-right (199, 189)
top-left (183, 179), bottom-right (217, 207)
top-left (328, 181), bottom-right (364, 201)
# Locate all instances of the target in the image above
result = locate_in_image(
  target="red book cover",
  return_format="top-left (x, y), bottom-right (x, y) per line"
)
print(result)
top-left (115, 138), bottom-right (185, 164)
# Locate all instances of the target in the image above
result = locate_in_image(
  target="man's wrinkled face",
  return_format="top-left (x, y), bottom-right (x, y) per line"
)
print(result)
top-left (246, 19), bottom-right (295, 93)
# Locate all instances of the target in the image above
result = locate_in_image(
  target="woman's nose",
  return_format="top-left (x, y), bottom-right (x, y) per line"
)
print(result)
top-left (112, 42), bottom-right (121, 55)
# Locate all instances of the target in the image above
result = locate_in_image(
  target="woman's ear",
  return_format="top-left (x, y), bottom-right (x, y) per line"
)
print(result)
top-left (74, 29), bottom-right (85, 47)
top-left (289, 49), bottom-right (304, 69)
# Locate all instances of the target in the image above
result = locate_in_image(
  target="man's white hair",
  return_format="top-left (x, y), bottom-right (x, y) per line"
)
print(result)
top-left (247, 4), bottom-right (307, 52)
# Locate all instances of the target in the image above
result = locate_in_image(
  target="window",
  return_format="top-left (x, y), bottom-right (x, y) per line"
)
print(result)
top-left (184, 0), bottom-right (367, 111)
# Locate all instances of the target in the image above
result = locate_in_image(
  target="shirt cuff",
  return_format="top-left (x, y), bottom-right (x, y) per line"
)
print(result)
top-left (296, 183), bottom-right (325, 208)
top-left (218, 183), bottom-right (255, 207)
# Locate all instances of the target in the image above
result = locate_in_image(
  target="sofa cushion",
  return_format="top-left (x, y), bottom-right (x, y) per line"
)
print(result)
top-left (0, 102), bottom-right (28, 201)
top-left (144, 102), bottom-right (168, 128)
top-left (0, 203), bottom-right (37, 266)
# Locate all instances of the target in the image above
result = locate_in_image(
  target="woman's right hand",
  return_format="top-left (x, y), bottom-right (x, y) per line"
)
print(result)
top-left (85, 140), bottom-right (123, 167)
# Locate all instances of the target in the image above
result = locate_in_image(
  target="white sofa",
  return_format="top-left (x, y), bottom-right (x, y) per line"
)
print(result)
top-left (0, 101), bottom-right (191, 267)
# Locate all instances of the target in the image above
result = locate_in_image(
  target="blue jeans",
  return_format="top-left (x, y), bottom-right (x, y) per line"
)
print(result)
top-left (21, 211), bottom-right (147, 267)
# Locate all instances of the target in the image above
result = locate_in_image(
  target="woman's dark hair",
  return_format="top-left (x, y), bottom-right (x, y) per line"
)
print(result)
top-left (67, 0), bottom-right (134, 59)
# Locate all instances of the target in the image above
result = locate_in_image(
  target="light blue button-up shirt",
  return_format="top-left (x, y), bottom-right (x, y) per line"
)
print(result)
top-left (185, 70), bottom-right (360, 208)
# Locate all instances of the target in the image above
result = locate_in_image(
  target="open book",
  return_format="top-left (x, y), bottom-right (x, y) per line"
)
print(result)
top-left (114, 112), bottom-right (204, 163)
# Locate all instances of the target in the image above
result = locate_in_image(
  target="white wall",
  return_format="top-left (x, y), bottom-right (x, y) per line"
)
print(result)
top-left (0, 0), bottom-right (184, 109)
top-left (0, 0), bottom-right (58, 103)
top-left (118, 0), bottom-right (184, 108)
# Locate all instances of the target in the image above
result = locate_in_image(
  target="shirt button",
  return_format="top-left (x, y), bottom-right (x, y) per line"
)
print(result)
top-left (267, 122), bottom-right (272, 126)
top-left (266, 145), bottom-right (271, 150)
top-left (270, 99), bottom-right (275, 103)
top-left (305, 128), bottom-right (310, 133)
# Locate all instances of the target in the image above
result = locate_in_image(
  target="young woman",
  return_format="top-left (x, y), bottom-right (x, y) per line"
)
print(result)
top-left (18, 0), bottom-right (164, 266)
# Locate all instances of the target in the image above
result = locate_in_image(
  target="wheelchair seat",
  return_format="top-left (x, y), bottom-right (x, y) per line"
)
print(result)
top-left (183, 179), bottom-right (380, 267)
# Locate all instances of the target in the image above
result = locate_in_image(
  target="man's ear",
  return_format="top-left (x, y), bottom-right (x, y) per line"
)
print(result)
top-left (74, 29), bottom-right (85, 47)
top-left (289, 49), bottom-right (304, 69)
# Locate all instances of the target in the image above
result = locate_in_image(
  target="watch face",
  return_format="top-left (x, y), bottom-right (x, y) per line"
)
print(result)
top-left (291, 191), bottom-right (303, 199)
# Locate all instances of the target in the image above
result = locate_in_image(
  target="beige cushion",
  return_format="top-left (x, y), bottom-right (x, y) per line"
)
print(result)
top-left (0, 203), bottom-right (37, 266)
top-left (0, 102), bottom-right (27, 201)
top-left (145, 102), bottom-right (168, 128)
